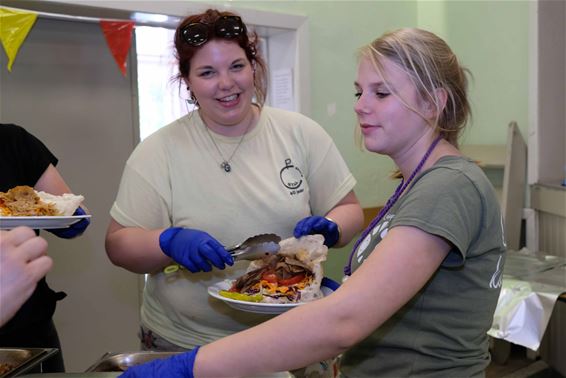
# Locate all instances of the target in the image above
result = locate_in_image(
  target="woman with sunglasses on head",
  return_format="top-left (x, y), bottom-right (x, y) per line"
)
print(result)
top-left (105, 8), bottom-right (363, 369)
top-left (120, 28), bottom-right (506, 378)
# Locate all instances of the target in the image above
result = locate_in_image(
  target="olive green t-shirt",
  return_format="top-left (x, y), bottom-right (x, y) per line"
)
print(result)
top-left (341, 156), bottom-right (506, 378)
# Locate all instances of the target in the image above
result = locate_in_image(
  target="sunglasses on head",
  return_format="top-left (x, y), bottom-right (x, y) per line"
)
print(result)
top-left (182, 15), bottom-right (246, 46)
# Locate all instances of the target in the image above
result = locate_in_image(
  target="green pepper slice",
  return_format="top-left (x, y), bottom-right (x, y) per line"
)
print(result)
top-left (219, 290), bottom-right (263, 302)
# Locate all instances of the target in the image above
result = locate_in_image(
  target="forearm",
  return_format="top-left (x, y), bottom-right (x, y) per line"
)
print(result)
top-left (105, 221), bottom-right (170, 274)
top-left (195, 293), bottom-right (359, 377)
top-left (195, 227), bottom-right (450, 377)
top-left (325, 192), bottom-right (364, 247)
top-left (34, 164), bottom-right (72, 194)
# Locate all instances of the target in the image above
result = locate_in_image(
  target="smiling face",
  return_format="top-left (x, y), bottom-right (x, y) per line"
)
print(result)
top-left (187, 39), bottom-right (256, 134)
top-left (354, 55), bottom-right (432, 158)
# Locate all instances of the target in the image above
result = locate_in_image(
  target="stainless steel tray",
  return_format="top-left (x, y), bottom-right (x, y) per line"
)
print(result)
top-left (0, 348), bottom-right (58, 377)
top-left (85, 351), bottom-right (178, 372)
top-left (86, 351), bottom-right (294, 377)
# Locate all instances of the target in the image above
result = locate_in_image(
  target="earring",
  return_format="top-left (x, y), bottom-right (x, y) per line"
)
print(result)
top-left (186, 88), bottom-right (198, 106)
top-left (186, 97), bottom-right (197, 106)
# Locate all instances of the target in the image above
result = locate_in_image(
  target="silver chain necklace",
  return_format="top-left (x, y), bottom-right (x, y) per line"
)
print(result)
top-left (203, 114), bottom-right (254, 173)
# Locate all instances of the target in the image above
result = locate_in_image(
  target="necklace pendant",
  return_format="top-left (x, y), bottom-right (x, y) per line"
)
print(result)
top-left (221, 161), bottom-right (231, 172)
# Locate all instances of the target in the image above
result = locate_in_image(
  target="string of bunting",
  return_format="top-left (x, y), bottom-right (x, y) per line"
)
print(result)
top-left (0, 6), bottom-right (135, 76)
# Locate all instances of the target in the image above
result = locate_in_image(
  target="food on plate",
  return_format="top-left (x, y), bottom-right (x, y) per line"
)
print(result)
top-left (0, 362), bottom-right (15, 375)
top-left (221, 235), bottom-right (328, 304)
top-left (0, 185), bottom-right (84, 216)
top-left (0, 186), bottom-right (56, 216)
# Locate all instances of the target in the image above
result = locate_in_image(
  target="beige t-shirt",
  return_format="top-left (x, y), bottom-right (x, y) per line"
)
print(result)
top-left (110, 106), bottom-right (356, 348)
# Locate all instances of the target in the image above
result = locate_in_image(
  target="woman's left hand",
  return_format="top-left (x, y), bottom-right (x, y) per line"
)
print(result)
top-left (48, 206), bottom-right (90, 239)
top-left (293, 216), bottom-right (340, 247)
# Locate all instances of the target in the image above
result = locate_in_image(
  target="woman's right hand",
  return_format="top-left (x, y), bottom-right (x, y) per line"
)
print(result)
top-left (119, 347), bottom-right (200, 378)
top-left (0, 227), bottom-right (52, 326)
top-left (159, 228), bottom-right (234, 273)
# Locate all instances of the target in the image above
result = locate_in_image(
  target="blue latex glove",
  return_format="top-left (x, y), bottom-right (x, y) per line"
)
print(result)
top-left (48, 206), bottom-right (90, 239)
top-left (119, 346), bottom-right (199, 378)
top-left (321, 277), bottom-right (341, 291)
top-left (294, 216), bottom-right (340, 247)
top-left (159, 227), bottom-right (234, 273)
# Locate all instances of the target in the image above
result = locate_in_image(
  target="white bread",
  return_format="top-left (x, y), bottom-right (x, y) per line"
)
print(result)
top-left (37, 191), bottom-right (84, 216)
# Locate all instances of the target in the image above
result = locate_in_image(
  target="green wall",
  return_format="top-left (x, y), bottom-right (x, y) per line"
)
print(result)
top-left (231, 0), bottom-right (530, 280)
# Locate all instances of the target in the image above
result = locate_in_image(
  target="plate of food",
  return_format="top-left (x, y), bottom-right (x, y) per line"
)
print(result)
top-left (0, 215), bottom-right (91, 230)
top-left (208, 278), bottom-right (337, 315)
top-left (0, 185), bottom-right (89, 230)
top-left (208, 235), bottom-right (340, 314)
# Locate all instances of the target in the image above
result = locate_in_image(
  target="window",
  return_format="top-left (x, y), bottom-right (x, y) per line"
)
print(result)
top-left (135, 26), bottom-right (188, 140)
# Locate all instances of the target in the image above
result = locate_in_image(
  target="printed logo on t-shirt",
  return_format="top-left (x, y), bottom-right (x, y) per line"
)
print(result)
top-left (500, 214), bottom-right (507, 248)
top-left (354, 214), bottom-right (393, 266)
top-left (280, 158), bottom-right (304, 196)
top-left (489, 254), bottom-right (504, 289)
top-left (488, 214), bottom-right (505, 289)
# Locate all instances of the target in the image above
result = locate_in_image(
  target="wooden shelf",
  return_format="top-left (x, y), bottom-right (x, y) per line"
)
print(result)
top-left (531, 183), bottom-right (566, 218)
top-left (461, 144), bottom-right (506, 169)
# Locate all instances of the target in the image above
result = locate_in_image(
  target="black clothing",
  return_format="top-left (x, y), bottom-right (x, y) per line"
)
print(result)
top-left (0, 123), bottom-right (66, 372)
top-left (0, 124), bottom-right (58, 190)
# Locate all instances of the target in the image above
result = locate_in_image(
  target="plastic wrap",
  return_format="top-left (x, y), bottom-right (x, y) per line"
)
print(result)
top-left (488, 250), bottom-right (566, 351)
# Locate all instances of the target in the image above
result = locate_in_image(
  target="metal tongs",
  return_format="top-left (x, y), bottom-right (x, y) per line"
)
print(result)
top-left (227, 233), bottom-right (281, 261)
top-left (163, 233), bottom-right (281, 274)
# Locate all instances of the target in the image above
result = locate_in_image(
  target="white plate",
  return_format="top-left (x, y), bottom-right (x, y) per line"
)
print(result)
top-left (0, 215), bottom-right (91, 230)
top-left (208, 279), bottom-right (334, 315)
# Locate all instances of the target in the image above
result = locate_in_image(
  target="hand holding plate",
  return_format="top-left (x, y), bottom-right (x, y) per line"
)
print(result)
top-left (47, 207), bottom-right (90, 239)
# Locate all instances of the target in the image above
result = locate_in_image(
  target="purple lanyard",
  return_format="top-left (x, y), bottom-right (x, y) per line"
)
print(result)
top-left (344, 136), bottom-right (442, 276)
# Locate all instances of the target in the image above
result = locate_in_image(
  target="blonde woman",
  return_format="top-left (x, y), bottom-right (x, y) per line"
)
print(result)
top-left (121, 28), bottom-right (505, 378)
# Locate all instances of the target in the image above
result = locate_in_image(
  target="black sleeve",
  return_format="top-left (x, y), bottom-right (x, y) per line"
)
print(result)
top-left (0, 124), bottom-right (58, 191)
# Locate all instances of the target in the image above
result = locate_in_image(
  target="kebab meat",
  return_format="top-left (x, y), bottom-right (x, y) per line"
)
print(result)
top-left (221, 235), bottom-right (328, 304)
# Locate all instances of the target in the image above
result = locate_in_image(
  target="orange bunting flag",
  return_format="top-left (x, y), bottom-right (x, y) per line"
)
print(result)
top-left (99, 20), bottom-right (134, 76)
top-left (0, 7), bottom-right (38, 71)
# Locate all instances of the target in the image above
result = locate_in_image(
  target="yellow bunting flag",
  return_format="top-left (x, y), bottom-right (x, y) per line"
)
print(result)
top-left (0, 7), bottom-right (38, 71)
